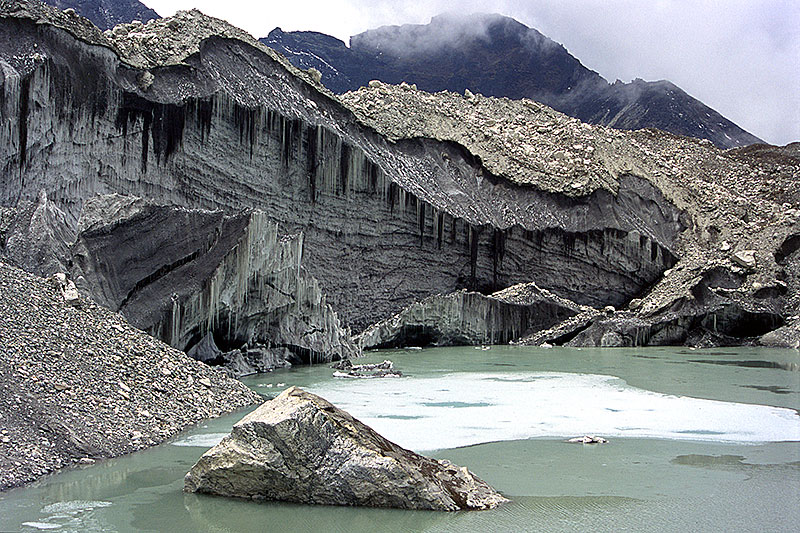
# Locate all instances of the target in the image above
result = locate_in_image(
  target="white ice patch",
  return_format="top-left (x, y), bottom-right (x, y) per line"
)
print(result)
top-left (21, 523), bottom-right (62, 530)
top-left (40, 501), bottom-right (111, 515)
top-left (307, 372), bottom-right (800, 451)
top-left (171, 433), bottom-right (229, 448)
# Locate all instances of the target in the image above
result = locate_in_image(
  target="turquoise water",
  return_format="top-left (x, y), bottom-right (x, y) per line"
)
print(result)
top-left (1, 346), bottom-right (799, 532)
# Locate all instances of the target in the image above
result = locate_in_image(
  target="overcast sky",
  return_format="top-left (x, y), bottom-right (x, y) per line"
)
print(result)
top-left (145, 0), bottom-right (799, 145)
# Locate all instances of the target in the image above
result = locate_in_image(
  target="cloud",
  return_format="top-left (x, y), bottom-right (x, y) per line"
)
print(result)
top-left (143, 0), bottom-right (800, 145)
top-left (348, 12), bottom-right (554, 58)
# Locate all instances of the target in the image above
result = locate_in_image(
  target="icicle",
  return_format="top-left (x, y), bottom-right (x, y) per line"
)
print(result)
top-left (1, 60), bottom-right (20, 121)
top-left (295, 232), bottom-right (304, 310)
top-left (170, 292), bottom-right (181, 347)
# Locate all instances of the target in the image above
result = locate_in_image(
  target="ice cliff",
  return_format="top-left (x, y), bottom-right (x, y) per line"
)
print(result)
top-left (1, 1), bottom-right (796, 362)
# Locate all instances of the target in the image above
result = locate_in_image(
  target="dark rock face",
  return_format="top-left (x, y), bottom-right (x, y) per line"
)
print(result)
top-left (261, 28), bottom-right (374, 95)
top-left (263, 13), bottom-right (761, 149)
top-left (41, 0), bottom-right (159, 30)
top-left (0, 4), bottom-right (683, 357)
top-left (184, 387), bottom-right (509, 510)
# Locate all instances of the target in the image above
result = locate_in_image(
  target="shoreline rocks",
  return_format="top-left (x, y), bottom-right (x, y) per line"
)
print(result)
top-left (184, 387), bottom-right (509, 511)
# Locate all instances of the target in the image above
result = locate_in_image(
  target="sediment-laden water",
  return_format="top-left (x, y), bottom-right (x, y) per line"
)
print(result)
top-left (1, 346), bottom-right (798, 532)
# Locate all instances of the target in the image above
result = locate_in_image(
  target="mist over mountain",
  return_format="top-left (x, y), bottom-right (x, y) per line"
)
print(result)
top-left (41, 0), bottom-right (158, 29)
top-left (263, 13), bottom-right (762, 149)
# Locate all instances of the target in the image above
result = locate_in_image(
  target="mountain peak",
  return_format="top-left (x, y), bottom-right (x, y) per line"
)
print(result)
top-left (261, 12), bottom-right (761, 148)
top-left (350, 12), bottom-right (554, 58)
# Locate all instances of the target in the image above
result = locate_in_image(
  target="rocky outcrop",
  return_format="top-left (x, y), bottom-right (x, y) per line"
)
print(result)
top-left (758, 231), bottom-right (800, 348)
top-left (518, 262), bottom-right (788, 348)
top-left (3, 190), bottom-right (74, 277)
top-left (184, 387), bottom-right (508, 511)
top-left (331, 359), bottom-right (402, 378)
top-left (515, 309), bottom-right (601, 347)
top-left (358, 282), bottom-right (584, 349)
top-left (0, 260), bottom-right (261, 491)
top-left (69, 195), bottom-right (358, 372)
top-left (759, 324), bottom-right (800, 349)
top-left (567, 435), bottom-right (608, 444)
top-left (0, 206), bottom-right (15, 247)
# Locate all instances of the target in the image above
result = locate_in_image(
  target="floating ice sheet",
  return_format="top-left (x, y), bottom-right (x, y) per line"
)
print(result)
top-left (306, 372), bottom-right (800, 451)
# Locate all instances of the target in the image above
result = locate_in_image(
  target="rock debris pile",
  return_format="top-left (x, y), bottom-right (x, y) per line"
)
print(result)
top-left (0, 261), bottom-right (260, 491)
top-left (330, 359), bottom-right (402, 378)
top-left (344, 81), bottom-right (620, 196)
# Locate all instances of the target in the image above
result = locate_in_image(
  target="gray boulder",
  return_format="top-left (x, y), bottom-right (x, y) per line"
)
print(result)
top-left (758, 322), bottom-right (800, 349)
top-left (184, 387), bottom-right (508, 511)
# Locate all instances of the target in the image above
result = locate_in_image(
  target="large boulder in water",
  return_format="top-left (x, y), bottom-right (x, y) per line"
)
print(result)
top-left (184, 387), bottom-right (508, 511)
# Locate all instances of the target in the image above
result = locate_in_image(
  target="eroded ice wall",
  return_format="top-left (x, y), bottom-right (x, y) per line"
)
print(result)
top-left (358, 284), bottom-right (584, 348)
top-left (0, 12), bottom-right (684, 334)
top-left (71, 196), bottom-right (357, 368)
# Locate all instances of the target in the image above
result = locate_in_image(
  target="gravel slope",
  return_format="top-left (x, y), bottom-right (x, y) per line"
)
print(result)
top-left (0, 261), bottom-right (261, 491)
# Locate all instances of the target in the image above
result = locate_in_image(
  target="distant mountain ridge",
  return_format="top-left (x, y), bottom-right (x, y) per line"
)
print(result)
top-left (263, 13), bottom-right (762, 149)
top-left (41, 0), bottom-right (158, 29)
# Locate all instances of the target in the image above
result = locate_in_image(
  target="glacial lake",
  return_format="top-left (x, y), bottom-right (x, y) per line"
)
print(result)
top-left (1, 346), bottom-right (799, 532)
